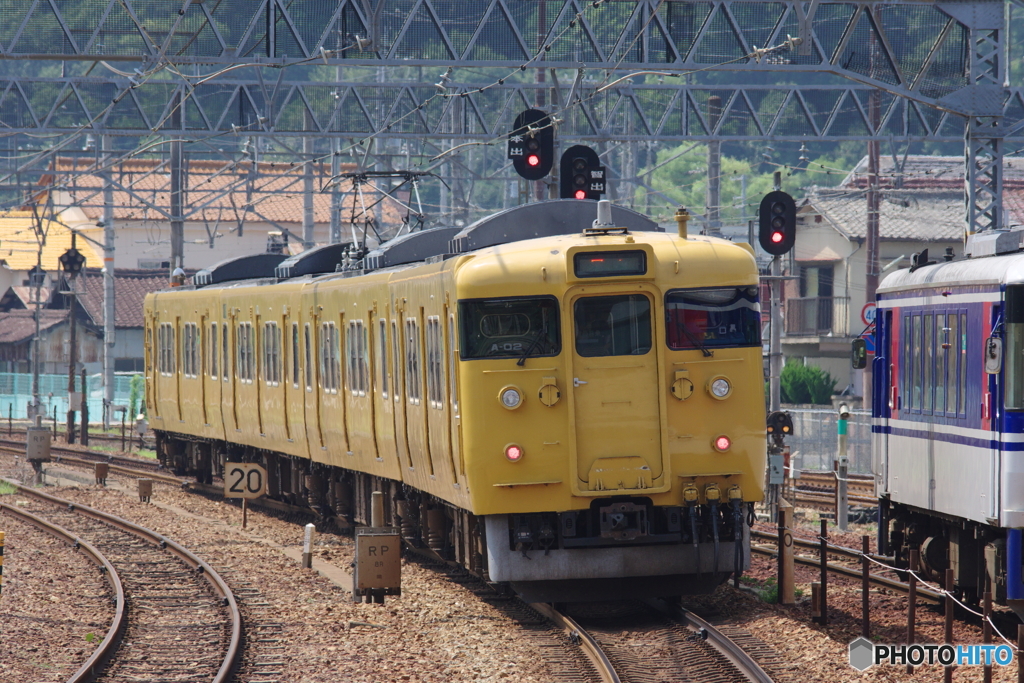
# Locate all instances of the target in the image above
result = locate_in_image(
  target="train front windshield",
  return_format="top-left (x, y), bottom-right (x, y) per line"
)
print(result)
top-left (665, 286), bottom-right (761, 350)
top-left (459, 296), bottom-right (561, 359)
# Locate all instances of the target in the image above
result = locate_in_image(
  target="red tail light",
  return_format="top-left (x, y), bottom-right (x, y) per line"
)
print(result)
top-left (505, 444), bottom-right (524, 461)
top-left (713, 435), bottom-right (731, 452)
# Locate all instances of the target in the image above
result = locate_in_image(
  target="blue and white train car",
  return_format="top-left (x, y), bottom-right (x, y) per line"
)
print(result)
top-left (874, 252), bottom-right (1024, 615)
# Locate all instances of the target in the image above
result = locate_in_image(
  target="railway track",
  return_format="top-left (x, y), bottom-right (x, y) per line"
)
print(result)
top-left (537, 600), bottom-right (774, 683)
top-left (0, 478), bottom-right (242, 682)
top-left (789, 470), bottom-right (877, 510)
top-left (14, 451), bottom-right (782, 683)
top-left (0, 436), bottom-right (167, 475)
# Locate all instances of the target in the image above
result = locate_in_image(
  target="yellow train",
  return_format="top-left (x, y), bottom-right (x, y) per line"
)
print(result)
top-left (145, 200), bottom-right (766, 600)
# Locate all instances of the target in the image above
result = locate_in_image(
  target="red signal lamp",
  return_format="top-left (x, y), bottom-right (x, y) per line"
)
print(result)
top-left (574, 190), bottom-right (586, 200)
top-left (527, 154), bottom-right (540, 167)
top-left (771, 231), bottom-right (784, 244)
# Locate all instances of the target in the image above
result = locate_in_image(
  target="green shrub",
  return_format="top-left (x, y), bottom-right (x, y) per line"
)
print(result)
top-left (780, 358), bottom-right (837, 405)
top-left (128, 374), bottom-right (145, 418)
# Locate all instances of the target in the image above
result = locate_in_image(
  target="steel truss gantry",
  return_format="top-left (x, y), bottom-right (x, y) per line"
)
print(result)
top-left (0, 0), bottom-right (1018, 234)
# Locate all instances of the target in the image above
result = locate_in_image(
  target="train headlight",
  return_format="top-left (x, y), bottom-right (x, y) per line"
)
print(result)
top-left (708, 376), bottom-right (731, 400)
top-left (713, 435), bottom-right (731, 452)
top-left (499, 386), bottom-right (523, 409)
top-left (505, 444), bottom-right (524, 462)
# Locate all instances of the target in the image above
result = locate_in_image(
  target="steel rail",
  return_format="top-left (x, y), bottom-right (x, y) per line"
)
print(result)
top-left (644, 599), bottom-right (774, 683)
top-left (0, 502), bottom-right (127, 683)
top-left (750, 529), bottom-right (892, 564)
top-left (0, 478), bottom-right (243, 683)
top-left (750, 542), bottom-right (942, 604)
top-left (0, 438), bottom-right (160, 471)
top-left (42, 454), bottom-right (186, 486)
top-left (531, 603), bottom-right (621, 683)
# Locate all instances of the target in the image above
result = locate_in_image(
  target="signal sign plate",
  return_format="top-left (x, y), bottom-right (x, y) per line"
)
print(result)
top-left (223, 462), bottom-right (267, 499)
top-left (354, 528), bottom-right (402, 595)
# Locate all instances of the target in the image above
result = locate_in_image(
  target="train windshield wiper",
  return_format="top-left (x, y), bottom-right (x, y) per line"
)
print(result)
top-left (516, 324), bottom-right (548, 366)
top-left (680, 324), bottom-right (713, 357)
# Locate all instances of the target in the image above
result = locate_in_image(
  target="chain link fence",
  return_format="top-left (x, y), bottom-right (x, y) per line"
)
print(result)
top-left (782, 406), bottom-right (873, 475)
top-left (0, 372), bottom-right (140, 422)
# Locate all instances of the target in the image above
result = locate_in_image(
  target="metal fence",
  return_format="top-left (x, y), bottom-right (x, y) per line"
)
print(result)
top-left (785, 296), bottom-right (850, 336)
top-left (0, 372), bottom-right (142, 422)
top-left (783, 407), bottom-right (872, 475)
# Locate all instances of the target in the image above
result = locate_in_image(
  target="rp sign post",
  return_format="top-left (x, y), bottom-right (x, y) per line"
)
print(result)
top-left (354, 527), bottom-right (402, 604)
top-left (223, 462), bottom-right (267, 529)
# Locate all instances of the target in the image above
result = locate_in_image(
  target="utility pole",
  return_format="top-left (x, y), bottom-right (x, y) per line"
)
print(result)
top-left (30, 240), bottom-right (43, 417)
top-left (169, 91), bottom-right (184, 271)
top-left (864, 95), bottom-right (881, 410)
top-left (706, 95), bottom-right (723, 237)
top-left (102, 134), bottom-right (115, 429)
top-left (303, 110), bottom-right (315, 249)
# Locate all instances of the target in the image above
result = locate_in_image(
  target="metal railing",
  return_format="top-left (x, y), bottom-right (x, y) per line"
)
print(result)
top-left (785, 296), bottom-right (850, 336)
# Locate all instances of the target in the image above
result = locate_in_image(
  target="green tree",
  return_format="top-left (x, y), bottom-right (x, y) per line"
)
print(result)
top-left (780, 358), bottom-right (836, 405)
top-left (128, 374), bottom-right (145, 418)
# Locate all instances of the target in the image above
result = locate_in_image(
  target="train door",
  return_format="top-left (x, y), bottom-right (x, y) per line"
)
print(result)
top-left (304, 319), bottom-right (324, 449)
top-left (566, 288), bottom-right (666, 493)
top-left (230, 313), bottom-right (240, 431)
top-left (373, 315), bottom-right (400, 470)
top-left (446, 309), bottom-right (463, 485)
top-left (392, 316), bottom-right (413, 469)
top-left (173, 316), bottom-right (183, 422)
top-left (200, 314), bottom-right (208, 426)
top-left (872, 309), bottom-right (892, 496)
top-left (146, 313), bottom-right (157, 418)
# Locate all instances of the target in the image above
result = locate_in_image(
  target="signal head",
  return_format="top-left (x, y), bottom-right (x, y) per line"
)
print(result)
top-left (758, 190), bottom-right (796, 256)
top-left (559, 144), bottom-right (606, 200)
top-left (508, 109), bottom-right (554, 181)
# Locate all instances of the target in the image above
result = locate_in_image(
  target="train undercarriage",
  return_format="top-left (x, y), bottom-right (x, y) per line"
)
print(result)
top-left (884, 498), bottom-right (1024, 617)
top-left (156, 430), bottom-right (750, 602)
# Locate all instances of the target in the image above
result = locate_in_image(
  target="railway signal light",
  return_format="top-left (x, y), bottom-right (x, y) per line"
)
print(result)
top-left (559, 145), bottom-right (605, 200)
top-left (508, 109), bottom-right (553, 181)
top-left (758, 190), bottom-right (797, 256)
top-left (766, 411), bottom-right (794, 437)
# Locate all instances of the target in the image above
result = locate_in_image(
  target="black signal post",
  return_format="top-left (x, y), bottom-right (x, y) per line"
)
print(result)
top-left (508, 109), bottom-right (554, 181)
top-left (559, 145), bottom-right (606, 200)
top-left (758, 190), bottom-right (797, 256)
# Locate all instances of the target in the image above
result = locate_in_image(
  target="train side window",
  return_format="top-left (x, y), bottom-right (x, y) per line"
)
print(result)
top-left (237, 322), bottom-right (254, 384)
top-left (945, 313), bottom-right (958, 415)
top-left (292, 323), bottom-right (300, 389)
top-left (320, 322), bottom-right (339, 393)
top-left (934, 313), bottom-right (947, 414)
top-left (347, 321), bottom-right (367, 397)
top-left (304, 323), bottom-right (312, 392)
top-left (263, 322), bottom-right (280, 386)
top-left (406, 318), bottom-right (421, 404)
top-left (426, 316), bottom-right (444, 409)
top-left (901, 314), bottom-right (910, 409)
top-left (182, 324), bottom-right (191, 378)
top-left (911, 315), bottom-right (922, 410)
top-left (222, 323), bottom-right (229, 382)
top-left (210, 323), bottom-right (218, 379)
top-left (954, 313), bottom-right (962, 413)
top-left (448, 314), bottom-right (458, 414)
top-left (379, 319), bottom-right (389, 400)
top-left (923, 314), bottom-right (933, 413)
top-left (1008, 286), bottom-right (1024, 409)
